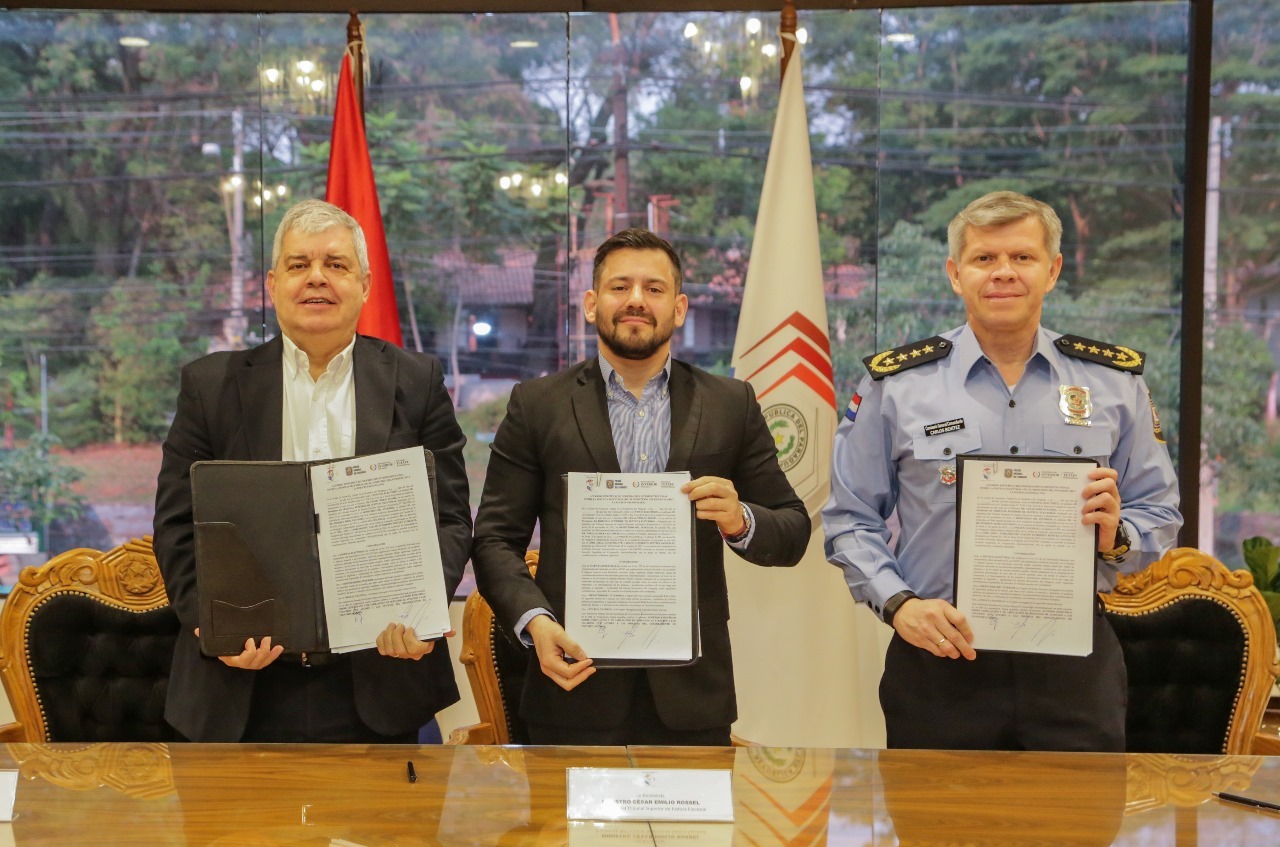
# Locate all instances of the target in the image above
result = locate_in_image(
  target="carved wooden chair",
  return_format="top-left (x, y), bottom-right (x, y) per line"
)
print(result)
top-left (1101, 547), bottom-right (1279, 754)
top-left (450, 551), bottom-right (538, 745)
top-left (0, 536), bottom-right (179, 742)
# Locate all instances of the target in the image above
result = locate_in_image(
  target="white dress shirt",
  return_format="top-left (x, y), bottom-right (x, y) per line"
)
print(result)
top-left (280, 333), bottom-right (357, 462)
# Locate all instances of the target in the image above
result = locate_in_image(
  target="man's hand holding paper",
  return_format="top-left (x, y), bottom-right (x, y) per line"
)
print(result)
top-left (528, 615), bottom-right (596, 690)
top-left (680, 476), bottom-right (744, 537)
top-left (375, 623), bottom-right (454, 661)
top-left (1082, 466), bottom-right (1122, 553)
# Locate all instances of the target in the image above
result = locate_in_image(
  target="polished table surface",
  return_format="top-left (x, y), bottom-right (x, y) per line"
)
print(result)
top-left (2, 742), bottom-right (1280, 845)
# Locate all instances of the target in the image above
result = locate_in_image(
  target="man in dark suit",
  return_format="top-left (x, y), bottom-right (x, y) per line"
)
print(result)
top-left (154, 199), bottom-right (471, 743)
top-left (472, 227), bottom-right (809, 745)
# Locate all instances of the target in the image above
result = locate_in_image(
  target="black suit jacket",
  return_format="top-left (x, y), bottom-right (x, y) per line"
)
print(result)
top-left (153, 335), bottom-right (471, 742)
top-left (472, 358), bottom-right (809, 731)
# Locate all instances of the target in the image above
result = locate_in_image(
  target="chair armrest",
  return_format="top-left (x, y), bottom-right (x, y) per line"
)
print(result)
top-left (447, 722), bottom-right (501, 746)
top-left (0, 722), bottom-right (26, 743)
top-left (1253, 731), bottom-right (1280, 756)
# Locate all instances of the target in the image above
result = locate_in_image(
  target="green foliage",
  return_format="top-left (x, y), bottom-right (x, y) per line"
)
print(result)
top-left (89, 272), bottom-right (207, 443)
top-left (1242, 537), bottom-right (1280, 635)
top-left (0, 434), bottom-right (85, 540)
top-left (0, 5), bottom-right (1278, 540)
top-left (456, 396), bottom-right (509, 511)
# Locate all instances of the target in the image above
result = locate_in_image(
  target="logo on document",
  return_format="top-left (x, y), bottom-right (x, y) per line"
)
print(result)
top-left (327, 466), bottom-right (334, 481)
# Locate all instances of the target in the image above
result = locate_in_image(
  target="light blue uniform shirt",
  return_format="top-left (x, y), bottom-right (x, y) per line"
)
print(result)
top-left (822, 324), bottom-right (1182, 620)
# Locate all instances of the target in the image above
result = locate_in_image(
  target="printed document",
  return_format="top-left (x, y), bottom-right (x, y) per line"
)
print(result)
top-left (954, 456), bottom-right (1097, 656)
top-left (564, 472), bottom-right (696, 664)
top-left (310, 447), bottom-right (451, 652)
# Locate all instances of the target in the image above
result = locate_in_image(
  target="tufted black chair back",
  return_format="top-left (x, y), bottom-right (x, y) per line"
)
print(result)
top-left (27, 594), bottom-right (178, 741)
top-left (0, 537), bottom-right (179, 743)
top-left (1106, 598), bottom-right (1246, 753)
top-left (1102, 548), bottom-right (1279, 755)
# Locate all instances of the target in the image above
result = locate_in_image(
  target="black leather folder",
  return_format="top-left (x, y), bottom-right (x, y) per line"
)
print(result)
top-left (190, 450), bottom-right (437, 658)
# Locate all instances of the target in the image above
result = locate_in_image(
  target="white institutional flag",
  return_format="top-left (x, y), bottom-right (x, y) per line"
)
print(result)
top-left (732, 39), bottom-right (835, 519)
top-left (726, 36), bottom-right (886, 750)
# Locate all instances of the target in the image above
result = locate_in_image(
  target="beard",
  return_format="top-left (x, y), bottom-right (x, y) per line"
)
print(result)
top-left (595, 308), bottom-right (674, 361)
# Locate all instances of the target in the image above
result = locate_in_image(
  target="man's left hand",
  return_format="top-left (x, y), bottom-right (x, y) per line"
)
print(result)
top-left (1082, 467), bottom-right (1122, 553)
top-left (682, 476), bottom-right (744, 536)
top-left (376, 623), bottom-right (453, 660)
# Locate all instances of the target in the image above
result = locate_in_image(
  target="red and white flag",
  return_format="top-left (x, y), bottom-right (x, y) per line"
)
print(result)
top-left (326, 52), bottom-right (403, 346)
top-left (732, 40), bottom-right (834, 519)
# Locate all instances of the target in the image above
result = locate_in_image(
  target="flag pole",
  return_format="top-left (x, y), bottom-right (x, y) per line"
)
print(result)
top-left (780, 0), bottom-right (797, 81)
top-left (346, 10), bottom-right (364, 118)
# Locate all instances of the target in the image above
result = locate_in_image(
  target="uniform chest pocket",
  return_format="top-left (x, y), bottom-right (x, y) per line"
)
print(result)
top-left (1043, 424), bottom-right (1114, 460)
top-left (907, 429), bottom-right (984, 502)
top-left (912, 428), bottom-right (984, 462)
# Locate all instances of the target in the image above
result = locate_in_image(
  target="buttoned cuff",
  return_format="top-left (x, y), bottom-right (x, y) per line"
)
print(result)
top-left (514, 607), bottom-right (553, 647)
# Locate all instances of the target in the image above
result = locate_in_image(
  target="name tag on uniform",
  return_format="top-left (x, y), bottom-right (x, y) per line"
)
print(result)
top-left (923, 418), bottom-right (965, 437)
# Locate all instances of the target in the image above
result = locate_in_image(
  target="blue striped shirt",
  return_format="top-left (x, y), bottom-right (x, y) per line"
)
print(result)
top-left (599, 354), bottom-right (672, 473)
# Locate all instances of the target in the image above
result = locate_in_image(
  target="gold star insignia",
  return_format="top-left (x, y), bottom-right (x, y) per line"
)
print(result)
top-left (1088, 345), bottom-right (1100, 354)
top-left (923, 344), bottom-right (935, 353)
top-left (1102, 349), bottom-right (1114, 358)
top-left (897, 353), bottom-right (908, 362)
top-left (910, 348), bottom-right (922, 358)
top-left (1073, 342), bottom-right (1086, 351)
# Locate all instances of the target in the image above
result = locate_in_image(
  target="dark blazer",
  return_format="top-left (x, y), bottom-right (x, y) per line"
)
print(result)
top-left (472, 358), bottom-right (809, 731)
top-left (153, 335), bottom-right (471, 742)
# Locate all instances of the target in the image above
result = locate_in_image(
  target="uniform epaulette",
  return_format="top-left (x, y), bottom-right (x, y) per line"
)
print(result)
top-left (862, 336), bottom-right (952, 380)
top-left (1055, 334), bottom-right (1145, 374)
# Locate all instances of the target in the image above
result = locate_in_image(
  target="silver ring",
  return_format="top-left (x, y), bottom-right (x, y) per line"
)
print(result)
top-left (937, 637), bottom-right (948, 646)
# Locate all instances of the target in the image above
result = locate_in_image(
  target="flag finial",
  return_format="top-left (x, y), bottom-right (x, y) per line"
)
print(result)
top-left (780, 0), bottom-right (797, 81)
top-left (346, 11), bottom-right (365, 116)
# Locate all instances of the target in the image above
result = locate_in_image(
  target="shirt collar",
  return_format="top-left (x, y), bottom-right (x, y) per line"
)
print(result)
top-left (598, 352), bottom-right (672, 400)
top-left (281, 332), bottom-right (356, 381)
top-left (953, 323), bottom-right (1055, 383)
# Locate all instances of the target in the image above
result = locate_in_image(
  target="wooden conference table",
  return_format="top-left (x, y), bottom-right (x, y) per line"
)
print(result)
top-left (2, 742), bottom-right (1280, 845)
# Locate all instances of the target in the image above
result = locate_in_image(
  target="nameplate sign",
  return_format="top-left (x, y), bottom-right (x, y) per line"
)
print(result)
top-left (566, 768), bottom-right (734, 822)
top-left (0, 770), bottom-right (16, 822)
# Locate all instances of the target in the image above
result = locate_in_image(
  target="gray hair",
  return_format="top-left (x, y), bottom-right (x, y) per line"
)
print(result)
top-left (947, 191), bottom-right (1063, 262)
top-left (271, 199), bottom-right (370, 277)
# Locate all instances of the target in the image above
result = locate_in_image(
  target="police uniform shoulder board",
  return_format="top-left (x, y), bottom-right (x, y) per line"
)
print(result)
top-left (862, 336), bottom-right (952, 380)
top-left (1055, 334), bottom-right (1145, 374)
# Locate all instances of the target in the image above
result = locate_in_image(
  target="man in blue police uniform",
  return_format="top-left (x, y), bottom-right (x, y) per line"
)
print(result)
top-left (823, 190), bottom-right (1182, 751)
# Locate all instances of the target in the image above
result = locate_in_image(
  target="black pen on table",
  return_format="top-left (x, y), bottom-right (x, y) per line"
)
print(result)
top-left (406, 760), bottom-right (417, 784)
top-left (1214, 791), bottom-right (1280, 813)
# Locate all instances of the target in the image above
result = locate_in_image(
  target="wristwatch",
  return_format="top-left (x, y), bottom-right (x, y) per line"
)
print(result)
top-left (722, 504), bottom-right (752, 544)
top-left (882, 590), bottom-right (919, 626)
top-left (1100, 521), bottom-right (1132, 563)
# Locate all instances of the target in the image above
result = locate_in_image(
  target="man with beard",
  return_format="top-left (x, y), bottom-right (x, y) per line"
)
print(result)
top-left (472, 227), bottom-right (809, 745)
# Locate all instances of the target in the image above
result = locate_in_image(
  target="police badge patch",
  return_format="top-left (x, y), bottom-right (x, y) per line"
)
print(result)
top-left (1059, 385), bottom-right (1093, 427)
top-left (1148, 390), bottom-right (1166, 444)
